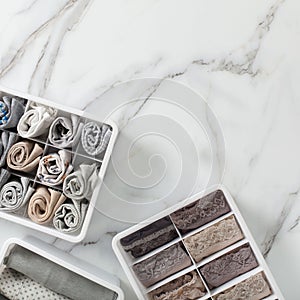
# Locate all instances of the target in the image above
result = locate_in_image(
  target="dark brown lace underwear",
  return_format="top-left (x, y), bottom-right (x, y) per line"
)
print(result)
top-left (200, 244), bottom-right (258, 289)
top-left (148, 270), bottom-right (207, 300)
top-left (132, 243), bottom-right (192, 288)
top-left (120, 217), bottom-right (178, 258)
top-left (170, 190), bottom-right (231, 234)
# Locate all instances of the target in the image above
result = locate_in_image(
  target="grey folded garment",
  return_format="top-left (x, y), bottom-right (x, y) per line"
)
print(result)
top-left (53, 199), bottom-right (88, 233)
top-left (37, 150), bottom-right (73, 186)
top-left (0, 267), bottom-right (69, 300)
top-left (0, 131), bottom-right (18, 167)
top-left (0, 96), bottom-right (26, 130)
top-left (0, 177), bottom-right (30, 212)
top-left (49, 115), bottom-right (83, 148)
top-left (5, 245), bottom-right (117, 300)
top-left (63, 163), bottom-right (98, 200)
top-left (0, 169), bottom-right (11, 190)
top-left (81, 122), bottom-right (112, 156)
top-left (17, 103), bottom-right (57, 138)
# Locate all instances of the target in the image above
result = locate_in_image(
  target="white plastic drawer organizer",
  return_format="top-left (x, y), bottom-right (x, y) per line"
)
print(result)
top-left (0, 237), bottom-right (124, 300)
top-left (113, 185), bottom-right (284, 300)
top-left (0, 86), bottom-right (118, 242)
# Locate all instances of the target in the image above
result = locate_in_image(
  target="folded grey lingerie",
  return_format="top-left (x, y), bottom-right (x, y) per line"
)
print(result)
top-left (17, 103), bottom-right (57, 138)
top-left (53, 199), bottom-right (88, 233)
top-left (63, 163), bottom-right (99, 200)
top-left (5, 245), bottom-right (117, 300)
top-left (37, 150), bottom-right (73, 186)
top-left (0, 176), bottom-right (30, 212)
top-left (0, 131), bottom-right (18, 167)
top-left (0, 96), bottom-right (26, 129)
top-left (81, 122), bottom-right (112, 156)
top-left (49, 115), bottom-right (83, 148)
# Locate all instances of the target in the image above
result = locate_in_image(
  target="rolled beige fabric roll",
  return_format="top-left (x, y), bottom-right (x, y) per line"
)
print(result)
top-left (7, 141), bottom-right (44, 173)
top-left (27, 186), bottom-right (66, 225)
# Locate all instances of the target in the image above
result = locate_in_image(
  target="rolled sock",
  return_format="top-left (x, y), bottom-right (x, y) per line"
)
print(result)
top-left (81, 122), bottom-right (112, 156)
top-left (5, 245), bottom-right (117, 300)
top-left (0, 131), bottom-right (18, 167)
top-left (63, 163), bottom-right (98, 200)
top-left (53, 199), bottom-right (88, 233)
top-left (6, 141), bottom-right (43, 172)
top-left (133, 243), bottom-right (192, 288)
top-left (0, 177), bottom-right (30, 212)
top-left (37, 150), bottom-right (73, 186)
top-left (213, 272), bottom-right (272, 300)
top-left (170, 190), bottom-right (231, 234)
top-left (200, 244), bottom-right (259, 289)
top-left (0, 96), bottom-right (26, 130)
top-left (184, 216), bottom-right (244, 262)
top-left (17, 103), bottom-right (57, 138)
top-left (0, 268), bottom-right (69, 300)
top-left (27, 186), bottom-right (66, 225)
top-left (49, 115), bottom-right (83, 148)
top-left (120, 217), bottom-right (178, 258)
top-left (148, 271), bottom-right (206, 300)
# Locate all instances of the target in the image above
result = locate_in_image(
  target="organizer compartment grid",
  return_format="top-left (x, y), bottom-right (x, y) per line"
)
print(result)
top-left (0, 87), bottom-right (118, 242)
top-left (112, 185), bottom-right (284, 300)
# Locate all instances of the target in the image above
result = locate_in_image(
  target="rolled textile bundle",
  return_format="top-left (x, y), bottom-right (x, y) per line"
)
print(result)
top-left (0, 268), bottom-right (69, 300)
top-left (0, 177), bottom-right (30, 212)
top-left (37, 150), bottom-right (73, 186)
top-left (17, 103), bottom-right (57, 138)
top-left (27, 186), bottom-right (66, 225)
top-left (63, 163), bottom-right (98, 200)
top-left (0, 131), bottom-right (18, 167)
top-left (53, 199), bottom-right (88, 233)
top-left (6, 141), bottom-right (44, 173)
top-left (81, 122), bottom-right (112, 156)
top-left (49, 115), bottom-right (83, 148)
top-left (5, 245), bottom-right (118, 300)
top-left (0, 96), bottom-right (26, 129)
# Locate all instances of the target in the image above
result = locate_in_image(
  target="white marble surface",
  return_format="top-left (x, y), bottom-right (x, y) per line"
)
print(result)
top-left (0, 0), bottom-right (299, 299)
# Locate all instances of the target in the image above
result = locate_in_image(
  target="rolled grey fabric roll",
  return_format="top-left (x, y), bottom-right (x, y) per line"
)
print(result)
top-left (5, 245), bottom-right (117, 300)
top-left (53, 199), bottom-right (88, 233)
top-left (63, 163), bottom-right (98, 200)
top-left (0, 131), bottom-right (18, 167)
top-left (0, 96), bottom-right (26, 130)
top-left (17, 103), bottom-right (57, 138)
top-left (37, 150), bottom-right (73, 186)
top-left (81, 122), bottom-right (112, 156)
top-left (49, 115), bottom-right (83, 148)
top-left (0, 177), bottom-right (30, 212)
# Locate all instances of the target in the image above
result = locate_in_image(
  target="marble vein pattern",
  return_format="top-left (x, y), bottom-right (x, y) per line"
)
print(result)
top-left (0, 0), bottom-right (299, 299)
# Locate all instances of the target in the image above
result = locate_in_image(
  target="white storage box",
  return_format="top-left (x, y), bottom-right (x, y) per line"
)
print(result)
top-left (113, 185), bottom-right (284, 300)
top-left (0, 86), bottom-right (118, 242)
top-left (0, 237), bottom-right (124, 299)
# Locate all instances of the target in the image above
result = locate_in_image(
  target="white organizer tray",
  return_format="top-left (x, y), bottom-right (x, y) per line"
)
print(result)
top-left (0, 237), bottom-right (124, 299)
top-left (112, 185), bottom-right (285, 300)
top-left (0, 86), bottom-right (118, 242)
